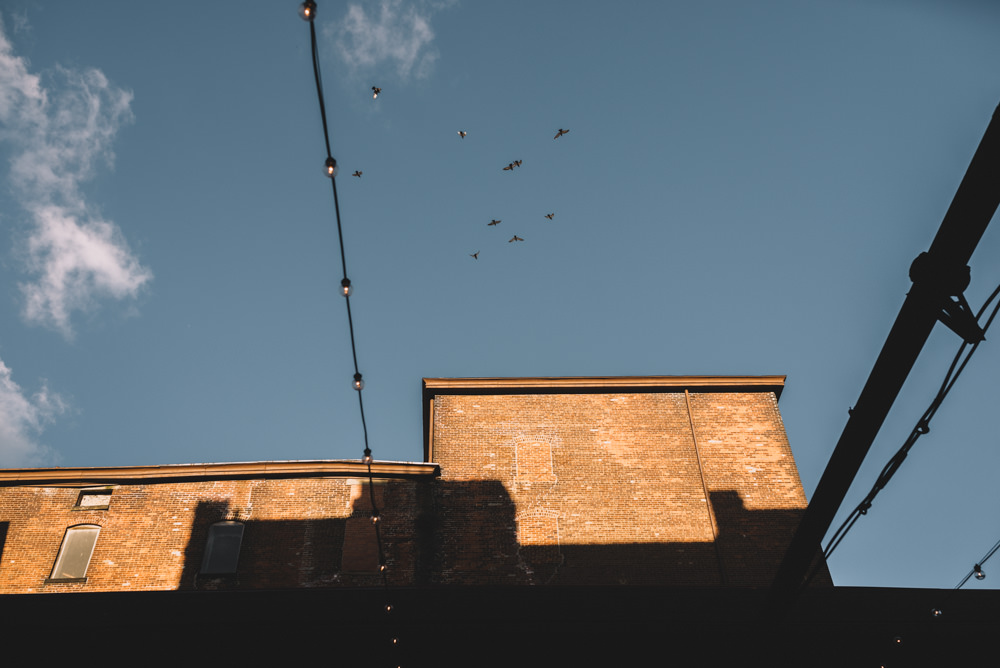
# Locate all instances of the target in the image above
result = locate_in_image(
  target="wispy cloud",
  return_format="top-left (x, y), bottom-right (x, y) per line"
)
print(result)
top-left (329, 0), bottom-right (447, 80)
top-left (0, 356), bottom-right (65, 467)
top-left (0, 15), bottom-right (151, 339)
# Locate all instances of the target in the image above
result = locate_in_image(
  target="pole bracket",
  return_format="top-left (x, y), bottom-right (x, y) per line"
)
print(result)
top-left (909, 252), bottom-right (985, 344)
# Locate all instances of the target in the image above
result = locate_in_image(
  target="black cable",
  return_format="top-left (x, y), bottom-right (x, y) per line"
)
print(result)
top-left (306, 15), bottom-right (369, 454)
top-left (308, 20), bottom-right (332, 163)
top-left (805, 282), bottom-right (1000, 586)
top-left (955, 536), bottom-right (1000, 589)
top-left (302, 0), bottom-right (393, 632)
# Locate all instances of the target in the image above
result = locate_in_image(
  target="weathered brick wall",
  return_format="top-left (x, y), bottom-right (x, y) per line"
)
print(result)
top-left (0, 382), bottom-right (827, 593)
top-left (686, 391), bottom-right (812, 585)
top-left (0, 476), bottom-right (427, 593)
top-left (429, 390), bottom-right (817, 586)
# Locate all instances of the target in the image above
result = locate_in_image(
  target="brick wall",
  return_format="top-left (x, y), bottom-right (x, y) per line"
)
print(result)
top-left (427, 387), bottom-right (818, 586)
top-left (0, 377), bottom-right (828, 592)
top-left (0, 474), bottom-right (430, 593)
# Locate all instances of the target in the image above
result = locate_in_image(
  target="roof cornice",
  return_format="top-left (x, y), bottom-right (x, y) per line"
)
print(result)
top-left (0, 460), bottom-right (440, 486)
top-left (423, 375), bottom-right (785, 393)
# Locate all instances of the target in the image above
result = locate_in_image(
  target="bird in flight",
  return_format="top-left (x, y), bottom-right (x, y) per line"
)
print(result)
top-left (513, 160), bottom-right (523, 168)
top-left (545, 213), bottom-right (555, 220)
top-left (554, 129), bottom-right (569, 139)
top-left (502, 163), bottom-right (514, 171)
top-left (458, 131), bottom-right (467, 139)
top-left (352, 171), bottom-right (362, 178)
top-left (372, 86), bottom-right (381, 99)
top-left (470, 251), bottom-right (479, 259)
top-left (509, 235), bottom-right (524, 243)
top-left (488, 219), bottom-right (501, 226)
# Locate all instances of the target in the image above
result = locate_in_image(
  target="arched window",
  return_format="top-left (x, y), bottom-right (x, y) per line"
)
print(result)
top-left (200, 521), bottom-right (244, 575)
top-left (50, 524), bottom-right (100, 582)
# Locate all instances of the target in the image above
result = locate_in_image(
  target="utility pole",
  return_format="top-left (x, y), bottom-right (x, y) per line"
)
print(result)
top-left (770, 102), bottom-right (1000, 605)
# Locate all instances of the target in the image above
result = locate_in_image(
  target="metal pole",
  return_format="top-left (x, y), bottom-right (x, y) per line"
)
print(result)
top-left (770, 102), bottom-right (1000, 605)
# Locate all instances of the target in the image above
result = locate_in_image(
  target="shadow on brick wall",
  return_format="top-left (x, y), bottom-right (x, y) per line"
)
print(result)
top-left (0, 521), bottom-right (8, 568)
top-left (180, 501), bottom-right (349, 590)
top-left (432, 482), bottom-right (830, 587)
top-left (176, 482), bottom-right (829, 589)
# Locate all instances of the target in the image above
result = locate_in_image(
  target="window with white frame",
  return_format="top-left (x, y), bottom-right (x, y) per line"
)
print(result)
top-left (49, 525), bottom-right (100, 582)
top-left (200, 521), bottom-right (245, 575)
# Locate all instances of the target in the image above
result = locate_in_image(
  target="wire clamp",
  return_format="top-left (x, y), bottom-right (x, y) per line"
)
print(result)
top-left (909, 252), bottom-right (985, 344)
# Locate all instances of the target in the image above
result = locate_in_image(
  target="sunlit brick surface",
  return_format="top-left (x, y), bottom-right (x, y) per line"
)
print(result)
top-left (429, 389), bottom-right (817, 586)
top-left (0, 379), bottom-right (829, 592)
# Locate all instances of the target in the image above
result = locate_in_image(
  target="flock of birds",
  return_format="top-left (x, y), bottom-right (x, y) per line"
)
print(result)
top-left (356, 87), bottom-right (570, 261)
top-left (462, 127), bottom-right (570, 259)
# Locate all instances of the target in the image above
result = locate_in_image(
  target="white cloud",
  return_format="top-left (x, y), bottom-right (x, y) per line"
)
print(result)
top-left (20, 204), bottom-right (152, 332)
top-left (0, 356), bottom-right (65, 467)
top-left (330, 0), bottom-right (444, 80)
top-left (0, 15), bottom-right (151, 339)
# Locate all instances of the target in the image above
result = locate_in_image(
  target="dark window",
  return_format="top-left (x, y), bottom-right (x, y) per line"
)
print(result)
top-left (201, 521), bottom-right (244, 574)
top-left (49, 525), bottom-right (100, 581)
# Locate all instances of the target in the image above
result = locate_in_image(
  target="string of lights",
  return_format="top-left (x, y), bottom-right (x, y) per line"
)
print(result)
top-left (925, 532), bottom-right (1000, 619)
top-left (299, 1), bottom-right (399, 660)
top-left (804, 281), bottom-right (1000, 587)
top-left (954, 535), bottom-right (1000, 589)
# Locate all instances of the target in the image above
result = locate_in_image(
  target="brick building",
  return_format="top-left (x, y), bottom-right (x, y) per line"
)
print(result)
top-left (0, 376), bottom-right (816, 593)
top-left (2, 376), bottom-right (990, 665)
top-left (424, 376), bottom-right (814, 587)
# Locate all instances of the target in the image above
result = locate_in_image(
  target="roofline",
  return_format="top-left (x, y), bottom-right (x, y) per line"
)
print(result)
top-left (421, 375), bottom-right (787, 462)
top-left (0, 460), bottom-right (440, 487)
top-left (423, 375), bottom-right (785, 393)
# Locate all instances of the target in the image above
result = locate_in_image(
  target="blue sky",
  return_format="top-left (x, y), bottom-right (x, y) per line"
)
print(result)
top-left (1, 1), bottom-right (1000, 590)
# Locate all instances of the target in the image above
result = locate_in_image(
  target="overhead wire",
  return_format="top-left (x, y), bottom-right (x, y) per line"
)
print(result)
top-left (300, 0), bottom-right (399, 659)
top-left (955, 535), bottom-right (1000, 589)
top-left (306, 6), bottom-right (370, 454)
top-left (804, 281), bottom-right (1000, 586)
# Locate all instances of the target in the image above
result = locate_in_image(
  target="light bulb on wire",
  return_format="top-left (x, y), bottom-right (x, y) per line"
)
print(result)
top-left (353, 372), bottom-right (364, 391)
top-left (341, 278), bottom-right (352, 297)
top-left (299, 1), bottom-right (316, 21)
top-left (975, 564), bottom-right (986, 580)
top-left (362, 448), bottom-right (373, 465)
top-left (324, 157), bottom-right (338, 178)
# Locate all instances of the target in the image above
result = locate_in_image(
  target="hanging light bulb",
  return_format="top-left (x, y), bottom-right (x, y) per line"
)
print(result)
top-left (341, 278), bottom-right (352, 297)
top-left (371, 513), bottom-right (381, 524)
top-left (385, 603), bottom-right (393, 613)
top-left (975, 564), bottom-right (986, 580)
top-left (361, 448), bottom-right (373, 465)
top-left (324, 157), bottom-right (338, 177)
top-left (379, 562), bottom-right (387, 572)
top-left (353, 372), bottom-right (364, 391)
top-left (931, 608), bottom-right (943, 617)
top-left (299, 1), bottom-right (316, 21)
